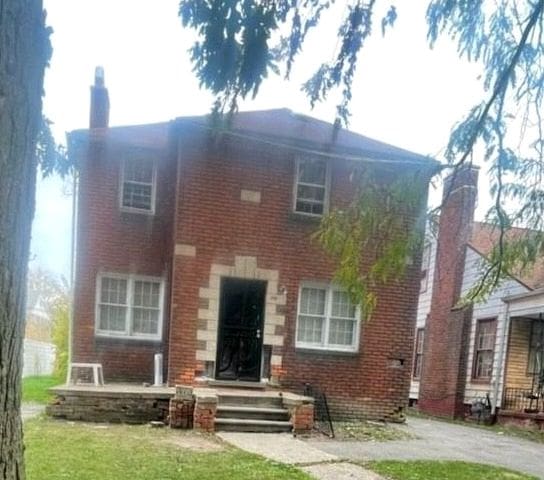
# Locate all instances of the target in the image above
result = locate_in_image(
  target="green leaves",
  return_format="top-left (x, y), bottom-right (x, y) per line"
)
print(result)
top-left (180, 0), bottom-right (279, 112)
top-left (37, 116), bottom-right (70, 178)
top-left (179, 0), bottom-right (396, 125)
top-left (315, 166), bottom-right (428, 320)
top-left (180, 0), bottom-right (544, 306)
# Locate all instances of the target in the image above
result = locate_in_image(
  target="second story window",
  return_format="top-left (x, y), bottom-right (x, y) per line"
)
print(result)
top-left (294, 157), bottom-right (328, 216)
top-left (120, 157), bottom-right (156, 213)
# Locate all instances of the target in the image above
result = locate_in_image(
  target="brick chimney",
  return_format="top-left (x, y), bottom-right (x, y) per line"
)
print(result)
top-left (418, 165), bottom-right (479, 418)
top-left (89, 66), bottom-right (109, 128)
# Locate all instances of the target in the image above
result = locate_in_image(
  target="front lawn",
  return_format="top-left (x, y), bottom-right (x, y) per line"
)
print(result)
top-left (22, 375), bottom-right (60, 404)
top-left (25, 417), bottom-right (311, 480)
top-left (369, 460), bottom-right (537, 480)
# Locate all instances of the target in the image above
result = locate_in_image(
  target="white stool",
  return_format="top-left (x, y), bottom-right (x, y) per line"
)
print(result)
top-left (66, 363), bottom-right (105, 386)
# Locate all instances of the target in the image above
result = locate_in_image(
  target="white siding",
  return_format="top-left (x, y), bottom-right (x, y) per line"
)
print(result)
top-left (410, 239), bottom-right (530, 404)
top-left (410, 234), bottom-right (437, 399)
top-left (23, 339), bottom-right (55, 378)
top-left (461, 246), bottom-right (528, 407)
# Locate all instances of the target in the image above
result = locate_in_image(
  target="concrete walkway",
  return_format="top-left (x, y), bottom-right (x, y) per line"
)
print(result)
top-left (22, 403), bottom-right (44, 421)
top-left (218, 432), bottom-right (383, 479)
top-left (307, 416), bottom-right (544, 479)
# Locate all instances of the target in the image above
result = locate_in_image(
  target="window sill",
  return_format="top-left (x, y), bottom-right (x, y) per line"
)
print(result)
top-left (119, 207), bottom-right (155, 216)
top-left (295, 346), bottom-right (359, 357)
top-left (288, 212), bottom-right (323, 224)
top-left (470, 378), bottom-right (492, 385)
top-left (95, 334), bottom-right (162, 345)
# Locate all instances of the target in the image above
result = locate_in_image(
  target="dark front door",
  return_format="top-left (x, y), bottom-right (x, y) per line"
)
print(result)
top-left (216, 278), bottom-right (266, 382)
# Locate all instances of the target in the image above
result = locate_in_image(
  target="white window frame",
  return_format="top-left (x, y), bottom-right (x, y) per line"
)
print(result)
top-left (119, 157), bottom-right (157, 215)
top-left (95, 272), bottom-right (164, 341)
top-left (420, 242), bottom-right (431, 293)
top-left (293, 156), bottom-right (330, 217)
top-left (295, 282), bottom-right (361, 352)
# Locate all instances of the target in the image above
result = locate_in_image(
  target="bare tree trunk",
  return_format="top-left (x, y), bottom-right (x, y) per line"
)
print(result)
top-left (0, 1), bottom-right (49, 479)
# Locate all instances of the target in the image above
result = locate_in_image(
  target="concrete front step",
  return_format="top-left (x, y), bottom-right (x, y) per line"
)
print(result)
top-left (217, 405), bottom-right (289, 421)
top-left (218, 394), bottom-right (283, 409)
top-left (209, 380), bottom-right (267, 389)
top-left (215, 418), bottom-right (292, 433)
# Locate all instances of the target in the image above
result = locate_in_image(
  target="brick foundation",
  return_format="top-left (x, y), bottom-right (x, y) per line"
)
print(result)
top-left (46, 391), bottom-right (170, 424)
top-left (497, 411), bottom-right (544, 431)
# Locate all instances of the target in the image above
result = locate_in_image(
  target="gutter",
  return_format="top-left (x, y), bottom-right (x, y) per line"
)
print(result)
top-left (66, 136), bottom-right (79, 384)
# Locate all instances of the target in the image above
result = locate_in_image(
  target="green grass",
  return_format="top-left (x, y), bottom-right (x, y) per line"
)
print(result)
top-left (369, 460), bottom-right (537, 480)
top-left (22, 375), bottom-right (61, 404)
top-left (25, 417), bottom-right (311, 480)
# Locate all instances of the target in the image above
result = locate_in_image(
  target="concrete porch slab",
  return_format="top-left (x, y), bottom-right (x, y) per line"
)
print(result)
top-left (49, 383), bottom-right (176, 399)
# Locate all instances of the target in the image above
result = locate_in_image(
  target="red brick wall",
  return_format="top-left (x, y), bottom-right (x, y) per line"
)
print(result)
top-left (74, 124), bottom-right (430, 419)
top-left (72, 130), bottom-right (176, 382)
top-left (168, 128), bottom-right (429, 419)
top-left (418, 167), bottom-right (478, 418)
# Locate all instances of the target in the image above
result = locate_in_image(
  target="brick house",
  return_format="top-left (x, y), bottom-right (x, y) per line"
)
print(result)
top-left (68, 69), bottom-right (437, 421)
top-left (412, 167), bottom-right (544, 427)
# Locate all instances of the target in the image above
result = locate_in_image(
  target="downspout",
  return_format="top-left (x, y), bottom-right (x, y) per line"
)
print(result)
top-left (492, 300), bottom-right (510, 415)
top-left (66, 144), bottom-right (79, 384)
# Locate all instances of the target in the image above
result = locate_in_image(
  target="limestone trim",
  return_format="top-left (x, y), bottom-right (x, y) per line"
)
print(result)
top-left (196, 256), bottom-right (286, 379)
top-left (240, 189), bottom-right (261, 203)
top-left (175, 244), bottom-right (196, 257)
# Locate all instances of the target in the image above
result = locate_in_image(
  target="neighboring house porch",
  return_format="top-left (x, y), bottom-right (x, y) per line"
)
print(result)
top-left (499, 290), bottom-right (544, 429)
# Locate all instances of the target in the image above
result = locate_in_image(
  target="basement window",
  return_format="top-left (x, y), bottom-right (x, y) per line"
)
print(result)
top-left (95, 273), bottom-right (163, 340)
top-left (120, 157), bottom-right (156, 213)
top-left (296, 283), bottom-right (360, 352)
top-left (294, 157), bottom-right (329, 216)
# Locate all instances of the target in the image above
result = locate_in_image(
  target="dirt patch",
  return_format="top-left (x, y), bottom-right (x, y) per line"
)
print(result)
top-left (306, 421), bottom-right (414, 442)
top-left (78, 422), bottom-right (225, 452)
top-left (162, 433), bottom-right (226, 452)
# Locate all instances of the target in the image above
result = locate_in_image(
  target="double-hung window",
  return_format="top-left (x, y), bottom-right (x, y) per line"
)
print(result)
top-left (296, 284), bottom-right (360, 352)
top-left (413, 328), bottom-right (425, 379)
top-left (473, 318), bottom-right (496, 381)
top-left (294, 157), bottom-right (328, 216)
top-left (120, 157), bottom-right (156, 213)
top-left (420, 243), bottom-right (431, 293)
top-left (96, 274), bottom-right (163, 340)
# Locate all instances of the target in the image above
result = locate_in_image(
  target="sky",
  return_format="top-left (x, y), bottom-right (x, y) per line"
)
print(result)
top-left (33, 0), bottom-right (488, 279)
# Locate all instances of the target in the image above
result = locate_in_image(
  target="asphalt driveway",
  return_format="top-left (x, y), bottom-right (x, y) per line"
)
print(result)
top-left (306, 416), bottom-right (544, 479)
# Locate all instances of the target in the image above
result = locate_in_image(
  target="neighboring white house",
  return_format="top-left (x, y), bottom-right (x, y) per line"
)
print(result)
top-left (411, 221), bottom-right (544, 417)
top-left (23, 307), bottom-right (55, 377)
top-left (23, 338), bottom-right (55, 377)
